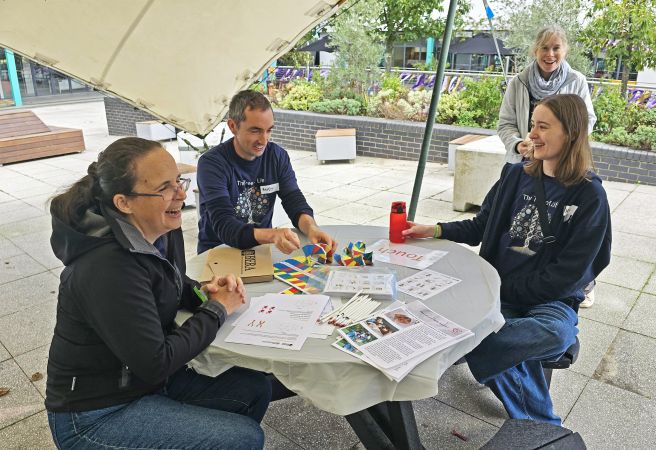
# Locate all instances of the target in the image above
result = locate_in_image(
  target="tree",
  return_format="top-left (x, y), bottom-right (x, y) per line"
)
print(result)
top-left (377, 0), bottom-right (471, 70)
top-left (582, 0), bottom-right (656, 97)
top-left (498, 0), bottom-right (593, 75)
top-left (327, 0), bottom-right (384, 106)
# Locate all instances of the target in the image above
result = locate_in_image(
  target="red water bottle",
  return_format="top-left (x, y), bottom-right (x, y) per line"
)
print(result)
top-left (389, 201), bottom-right (407, 243)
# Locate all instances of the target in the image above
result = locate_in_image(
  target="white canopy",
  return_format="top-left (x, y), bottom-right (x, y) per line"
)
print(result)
top-left (0, 0), bottom-right (345, 135)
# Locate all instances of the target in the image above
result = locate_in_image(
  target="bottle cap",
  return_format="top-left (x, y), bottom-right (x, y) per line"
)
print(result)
top-left (391, 201), bottom-right (406, 213)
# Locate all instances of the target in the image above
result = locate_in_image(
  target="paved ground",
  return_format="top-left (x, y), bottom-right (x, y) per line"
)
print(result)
top-left (0, 100), bottom-right (655, 449)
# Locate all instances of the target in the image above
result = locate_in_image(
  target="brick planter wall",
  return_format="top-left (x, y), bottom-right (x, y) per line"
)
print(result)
top-left (272, 109), bottom-right (656, 186)
top-left (103, 98), bottom-right (656, 186)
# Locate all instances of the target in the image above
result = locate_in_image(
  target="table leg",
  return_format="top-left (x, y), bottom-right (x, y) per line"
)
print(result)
top-left (345, 401), bottom-right (423, 450)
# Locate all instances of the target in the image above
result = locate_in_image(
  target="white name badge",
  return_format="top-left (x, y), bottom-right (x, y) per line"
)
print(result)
top-left (260, 183), bottom-right (280, 194)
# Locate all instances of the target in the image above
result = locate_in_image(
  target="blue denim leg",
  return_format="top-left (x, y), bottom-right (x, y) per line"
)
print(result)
top-left (165, 366), bottom-right (271, 423)
top-left (46, 367), bottom-right (271, 450)
top-left (466, 301), bottom-right (578, 425)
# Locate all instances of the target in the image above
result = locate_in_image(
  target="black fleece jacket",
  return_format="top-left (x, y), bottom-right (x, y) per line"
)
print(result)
top-left (46, 204), bottom-right (226, 412)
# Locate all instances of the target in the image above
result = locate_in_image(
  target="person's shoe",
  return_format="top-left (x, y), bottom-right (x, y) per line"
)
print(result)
top-left (580, 289), bottom-right (595, 308)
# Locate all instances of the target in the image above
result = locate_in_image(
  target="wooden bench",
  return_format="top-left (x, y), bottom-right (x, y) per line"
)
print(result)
top-left (0, 109), bottom-right (85, 165)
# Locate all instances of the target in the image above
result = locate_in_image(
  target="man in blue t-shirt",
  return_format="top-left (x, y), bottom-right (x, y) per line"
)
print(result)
top-left (197, 90), bottom-right (336, 254)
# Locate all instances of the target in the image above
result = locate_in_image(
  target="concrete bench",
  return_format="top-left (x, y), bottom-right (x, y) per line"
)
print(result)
top-left (0, 109), bottom-right (85, 165)
top-left (452, 134), bottom-right (506, 212)
top-left (447, 133), bottom-right (486, 172)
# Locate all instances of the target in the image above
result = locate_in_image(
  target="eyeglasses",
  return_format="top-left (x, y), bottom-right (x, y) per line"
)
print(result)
top-left (127, 178), bottom-right (191, 201)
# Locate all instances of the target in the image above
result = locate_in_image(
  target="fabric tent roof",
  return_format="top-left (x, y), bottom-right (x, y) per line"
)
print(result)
top-left (448, 33), bottom-right (514, 56)
top-left (0, 0), bottom-right (346, 136)
top-left (297, 35), bottom-right (335, 53)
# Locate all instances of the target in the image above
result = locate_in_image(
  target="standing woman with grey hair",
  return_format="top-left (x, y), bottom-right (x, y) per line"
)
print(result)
top-left (498, 25), bottom-right (596, 163)
top-left (498, 25), bottom-right (598, 306)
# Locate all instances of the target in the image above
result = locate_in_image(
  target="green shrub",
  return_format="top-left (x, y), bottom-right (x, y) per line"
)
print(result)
top-left (380, 73), bottom-right (408, 101)
top-left (435, 92), bottom-right (468, 125)
top-left (456, 76), bottom-right (503, 129)
top-left (594, 125), bottom-right (656, 151)
top-left (592, 87), bottom-right (627, 133)
top-left (309, 98), bottom-right (362, 115)
top-left (278, 80), bottom-right (323, 111)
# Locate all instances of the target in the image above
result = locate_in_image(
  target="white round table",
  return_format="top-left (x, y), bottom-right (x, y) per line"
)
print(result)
top-left (182, 225), bottom-right (503, 417)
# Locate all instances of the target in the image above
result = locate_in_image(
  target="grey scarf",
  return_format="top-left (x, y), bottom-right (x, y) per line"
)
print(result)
top-left (527, 59), bottom-right (570, 100)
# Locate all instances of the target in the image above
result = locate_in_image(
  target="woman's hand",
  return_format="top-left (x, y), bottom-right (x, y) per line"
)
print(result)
top-left (202, 274), bottom-right (246, 315)
top-left (402, 221), bottom-right (435, 239)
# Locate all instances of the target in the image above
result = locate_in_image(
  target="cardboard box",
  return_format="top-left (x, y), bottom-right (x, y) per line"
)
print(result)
top-left (199, 245), bottom-right (273, 283)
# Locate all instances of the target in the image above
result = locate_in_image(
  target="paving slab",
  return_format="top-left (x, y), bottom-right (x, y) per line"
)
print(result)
top-left (596, 255), bottom-right (654, 291)
top-left (564, 379), bottom-right (656, 450)
top-left (611, 192), bottom-right (656, 238)
top-left (350, 174), bottom-right (407, 191)
top-left (611, 231), bottom-right (656, 263)
top-left (0, 272), bottom-right (59, 318)
top-left (262, 396), bottom-right (359, 450)
top-left (296, 178), bottom-right (342, 195)
top-left (430, 187), bottom-right (454, 203)
top-left (312, 214), bottom-right (355, 226)
top-left (412, 397), bottom-right (499, 449)
top-left (0, 238), bottom-right (24, 260)
top-left (578, 282), bottom-right (640, 327)
top-left (262, 423), bottom-right (304, 450)
top-left (622, 293), bottom-right (656, 339)
top-left (0, 215), bottom-right (53, 239)
top-left (0, 359), bottom-right (46, 430)
top-left (9, 231), bottom-right (63, 270)
top-left (0, 301), bottom-right (56, 356)
top-left (572, 317), bottom-right (619, 378)
top-left (594, 329), bottom-right (656, 398)
top-left (0, 254), bottom-right (47, 286)
top-left (414, 198), bottom-right (465, 222)
top-left (321, 203), bottom-right (388, 225)
top-left (603, 180), bottom-right (637, 192)
top-left (644, 271), bottom-right (656, 295)
top-left (14, 344), bottom-right (49, 398)
top-left (304, 194), bottom-right (348, 214)
top-left (0, 342), bottom-right (9, 363)
top-left (19, 194), bottom-right (52, 213)
top-left (0, 191), bottom-right (14, 205)
top-left (603, 187), bottom-right (630, 212)
top-left (389, 180), bottom-right (452, 199)
top-left (0, 201), bottom-right (47, 227)
top-left (434, 364), bottom-right (507, 427)
top-left (549, 369), bottom-right (590, 422)
top-left (323, 184), bottom-right (382, 203)
top-left (0, 412), bottom-right (54, 449)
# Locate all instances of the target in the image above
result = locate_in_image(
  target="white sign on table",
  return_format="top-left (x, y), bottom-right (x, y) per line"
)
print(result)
top-left (368, 239), bottom-right (448, 270)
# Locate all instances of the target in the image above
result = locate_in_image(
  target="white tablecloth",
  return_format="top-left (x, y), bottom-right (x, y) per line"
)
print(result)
top-left (180, 225), bottom-right (503, 416)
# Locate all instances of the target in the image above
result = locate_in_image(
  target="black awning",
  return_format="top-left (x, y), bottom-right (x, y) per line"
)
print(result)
top-left (448, 33), bottom-right (514, 56)
top-left (297, 35), bottom-right (335, 53)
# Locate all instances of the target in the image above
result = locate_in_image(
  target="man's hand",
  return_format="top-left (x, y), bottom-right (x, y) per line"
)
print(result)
top-left (402, 221), bottom-right (434, 239)
top-left (202, 274), bottom-right (246, 315)
top-left (254, 227), bottom-right (301, 254)
top-left (306, 224), bottom-right (337, 255)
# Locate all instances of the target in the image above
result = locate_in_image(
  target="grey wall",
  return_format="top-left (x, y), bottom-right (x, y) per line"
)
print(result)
top-left (103, 97), bottom-right (656, 186)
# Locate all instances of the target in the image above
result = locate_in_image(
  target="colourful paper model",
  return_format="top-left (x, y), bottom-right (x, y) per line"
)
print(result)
top-left (302, 243), bottom-right (333, 264)
top-left (334, 241), bottom-right (373, 266)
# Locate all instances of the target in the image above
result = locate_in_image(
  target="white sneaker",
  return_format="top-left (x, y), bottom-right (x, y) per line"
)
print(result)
top-left (580, 289), bottom-right (595, 308)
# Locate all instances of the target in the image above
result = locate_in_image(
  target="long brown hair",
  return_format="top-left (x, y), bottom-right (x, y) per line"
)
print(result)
top-left (524, 94), bottom-right (593, 186)
top-left (51, 137), bottom-right (162, 225)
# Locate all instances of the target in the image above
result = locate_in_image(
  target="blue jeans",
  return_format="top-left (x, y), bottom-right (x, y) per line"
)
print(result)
top-left (47, 366), bottom-right (271, 450)
top-left (466, 301), bottom-right (578, 425)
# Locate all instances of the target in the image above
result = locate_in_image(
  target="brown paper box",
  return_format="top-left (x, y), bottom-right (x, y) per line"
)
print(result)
top-left (198, 245), bottom-right (273, 283)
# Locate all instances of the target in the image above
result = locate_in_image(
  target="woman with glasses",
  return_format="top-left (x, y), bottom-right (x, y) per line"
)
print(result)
top-left (46, 137), bottom-right (270, 449)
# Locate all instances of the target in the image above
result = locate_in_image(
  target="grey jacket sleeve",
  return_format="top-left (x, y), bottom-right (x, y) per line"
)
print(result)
top-left (570, 71), bottom-right (597, 133)
top-left (497, 75), bottom-right (527, 163)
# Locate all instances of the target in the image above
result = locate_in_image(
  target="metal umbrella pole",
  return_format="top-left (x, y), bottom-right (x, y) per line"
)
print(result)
top-left (482, 0), bottom-right (508, 84)
top-left (408, 0), bottom-right (458, 221)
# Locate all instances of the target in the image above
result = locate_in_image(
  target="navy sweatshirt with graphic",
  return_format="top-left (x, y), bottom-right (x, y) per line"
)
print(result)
top-left (197, 138), bottom-right (313, 253)
top-left (440, 163), bottom-right (611, 308)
